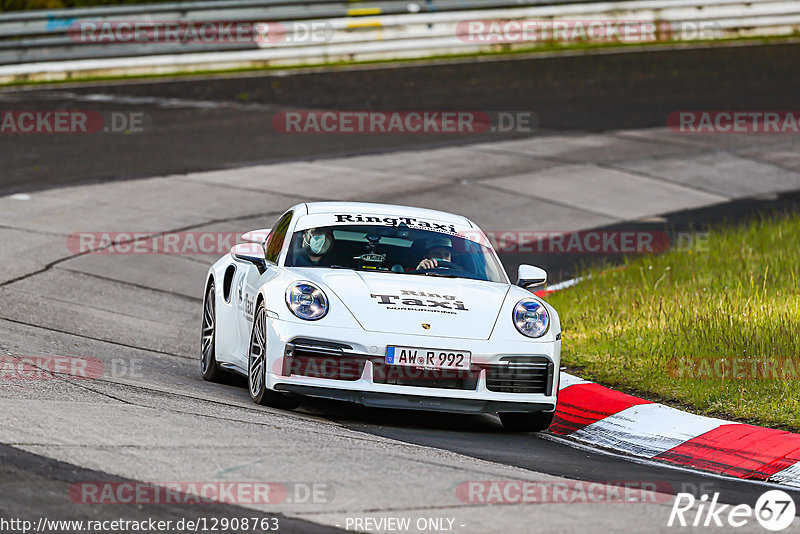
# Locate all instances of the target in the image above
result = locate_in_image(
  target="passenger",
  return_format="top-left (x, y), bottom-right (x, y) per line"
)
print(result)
top-left (295, 228), bottom-right (335, 266)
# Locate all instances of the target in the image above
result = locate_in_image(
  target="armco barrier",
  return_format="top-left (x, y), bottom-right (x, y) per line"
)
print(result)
top-left (0, 0), bottom-right (798, 82)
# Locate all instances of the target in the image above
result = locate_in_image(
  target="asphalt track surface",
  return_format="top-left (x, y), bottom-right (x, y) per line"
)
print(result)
top-left (2, 42), bottom-right (800, 533)
top-left (2, 41), bottom-right (800, 194)
top-left (0, 444), bottom-right (341, 534)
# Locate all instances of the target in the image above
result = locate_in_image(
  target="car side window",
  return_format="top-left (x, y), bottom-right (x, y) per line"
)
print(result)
top-left (264, 211), bottom-right (293, 264)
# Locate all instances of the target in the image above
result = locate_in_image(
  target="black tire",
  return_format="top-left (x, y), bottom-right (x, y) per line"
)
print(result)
top-left (499, 410), bottom-right (555, 432)
top-left (248, 302), bottom-right (302, 410)
top-left (201, 281), bottom-right (224, 382)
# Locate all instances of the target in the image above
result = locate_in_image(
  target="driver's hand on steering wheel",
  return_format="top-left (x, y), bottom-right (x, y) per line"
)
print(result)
top-left (416, 258), bottom-right (438, 270)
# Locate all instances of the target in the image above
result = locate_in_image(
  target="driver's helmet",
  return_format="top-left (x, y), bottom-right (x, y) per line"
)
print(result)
top-left (302, 228), bottom-right (334, 256)
top-left (423, 235), bottom-right (453, 260)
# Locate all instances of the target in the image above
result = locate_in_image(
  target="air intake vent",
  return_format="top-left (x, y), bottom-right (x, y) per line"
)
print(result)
top-left (484, 356), bottom-right (553, 395)
top-left (283, 340), bottom-right (364, 381)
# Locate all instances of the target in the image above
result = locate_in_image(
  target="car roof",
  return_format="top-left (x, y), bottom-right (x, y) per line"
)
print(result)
top-left (298, 201), bottom-right (475, 228)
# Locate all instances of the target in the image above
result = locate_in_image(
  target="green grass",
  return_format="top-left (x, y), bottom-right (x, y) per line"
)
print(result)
top-left (547, 212), bottom-right (800, 431)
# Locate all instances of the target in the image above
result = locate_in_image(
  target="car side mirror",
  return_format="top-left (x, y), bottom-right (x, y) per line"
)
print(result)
top-left (241, 228), bottom-right (271, 244)
top-left (517, 264), bottom-right (547, 289)
top-left (231, 243), bottom-right (267, 274)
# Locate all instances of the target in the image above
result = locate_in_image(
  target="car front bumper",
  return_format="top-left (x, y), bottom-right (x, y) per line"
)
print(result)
top-left (265, 318), bottom-right (560, 414)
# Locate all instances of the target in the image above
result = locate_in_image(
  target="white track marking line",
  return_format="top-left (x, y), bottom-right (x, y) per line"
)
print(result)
top-left (569, 403), bottom-right (730, 458)
top-left (770, 462), bottom-right (800, 488)
top-left (541, 432), bottom-right (800, 493)
top-left (558, 372), bottom-right (591, 390)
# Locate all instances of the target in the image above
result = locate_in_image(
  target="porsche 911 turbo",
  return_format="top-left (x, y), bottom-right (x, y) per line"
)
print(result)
top-left (201, 202), bottom-right (560, 431)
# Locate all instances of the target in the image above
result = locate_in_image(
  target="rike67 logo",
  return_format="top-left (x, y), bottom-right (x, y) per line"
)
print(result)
top-left (668, 490), bottom-right (796, 531)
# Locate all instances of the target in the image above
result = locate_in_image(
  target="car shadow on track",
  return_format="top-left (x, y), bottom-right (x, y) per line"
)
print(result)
top-left (297, 397), bottom-right (507, 433)
top-left (208, 374), bottom-right (506, 433)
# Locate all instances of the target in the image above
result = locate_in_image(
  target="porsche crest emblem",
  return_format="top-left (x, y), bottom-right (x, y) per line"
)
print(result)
top-left (421, 323), bottom-right (431, 330)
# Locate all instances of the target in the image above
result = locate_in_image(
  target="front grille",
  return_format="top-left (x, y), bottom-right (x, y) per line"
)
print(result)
top-left (372, 362), bottom-right (479, 390)
top-left (283, 340), bottom-right (366, 381)
top-left (483, 356), bottom-right (554, 394)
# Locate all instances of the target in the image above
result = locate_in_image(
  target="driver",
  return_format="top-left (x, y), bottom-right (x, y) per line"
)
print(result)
top-left (415, 235), bottom-right (456, 270)
top-left (295, 228), bottom-right (335, 266)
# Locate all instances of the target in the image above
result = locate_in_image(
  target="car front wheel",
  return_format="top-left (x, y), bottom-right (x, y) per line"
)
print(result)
top-left (201, 282), bottom-right (223, 382)
top-left (248, 302), bottom-right (302, 410)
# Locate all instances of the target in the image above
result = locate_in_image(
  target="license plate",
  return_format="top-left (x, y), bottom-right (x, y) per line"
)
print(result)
top-left (385, 346), bottom-right (471, 370)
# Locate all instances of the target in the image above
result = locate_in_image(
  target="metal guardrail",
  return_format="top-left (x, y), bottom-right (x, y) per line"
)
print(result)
top-left (0, 0), bottom-right (614, 65)
top-left (0, 0), bottom-right (798, 82)
top-left (0, 0), bottom-right (606, 40)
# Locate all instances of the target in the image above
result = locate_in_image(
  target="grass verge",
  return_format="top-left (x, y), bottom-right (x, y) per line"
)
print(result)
top-left (546, 211), bottom-right (800, 431)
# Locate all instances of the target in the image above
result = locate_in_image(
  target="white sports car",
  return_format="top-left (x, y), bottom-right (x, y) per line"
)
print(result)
top-left (201, 202), bottom-right (561, 431)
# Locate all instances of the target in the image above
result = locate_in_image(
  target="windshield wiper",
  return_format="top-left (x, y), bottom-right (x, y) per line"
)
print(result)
top-left (320, 266), bottom-right (459, 278)
top-left (325, 265), bottom-right (390, 273)
top-left (406, 271), bottom-right (459, 278)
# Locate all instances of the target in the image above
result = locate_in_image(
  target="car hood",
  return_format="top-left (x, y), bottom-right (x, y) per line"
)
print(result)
top-left (292, 268), bottom-right (510, 340)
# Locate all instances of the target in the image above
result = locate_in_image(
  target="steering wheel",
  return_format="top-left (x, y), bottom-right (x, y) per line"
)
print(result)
top-left (428, 260), bottom-right (458, 269)
top-left (409, 260), bottom-right (459, 273)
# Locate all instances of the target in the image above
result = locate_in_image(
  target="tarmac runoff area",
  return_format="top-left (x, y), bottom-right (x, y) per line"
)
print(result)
top-left (0, 127), bottom-right (799, 533)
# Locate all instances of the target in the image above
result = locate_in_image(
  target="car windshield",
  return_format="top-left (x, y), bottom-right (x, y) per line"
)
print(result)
top-left (285, 224), bottom-right (506, 283)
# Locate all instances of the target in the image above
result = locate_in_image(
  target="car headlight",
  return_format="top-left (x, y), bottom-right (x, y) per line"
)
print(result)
top-left (285, 282), bottom-right (329, 320)
top-left (512, 298), bottom-right (549, 338)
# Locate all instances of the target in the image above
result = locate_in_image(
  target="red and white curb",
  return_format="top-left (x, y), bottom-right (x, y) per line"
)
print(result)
top-left (551, 373), bottom-right (800, 488)
top-left (533, 277), bottom-right (582, 299)
top-left (535, 277), bottom-right (800, 488)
